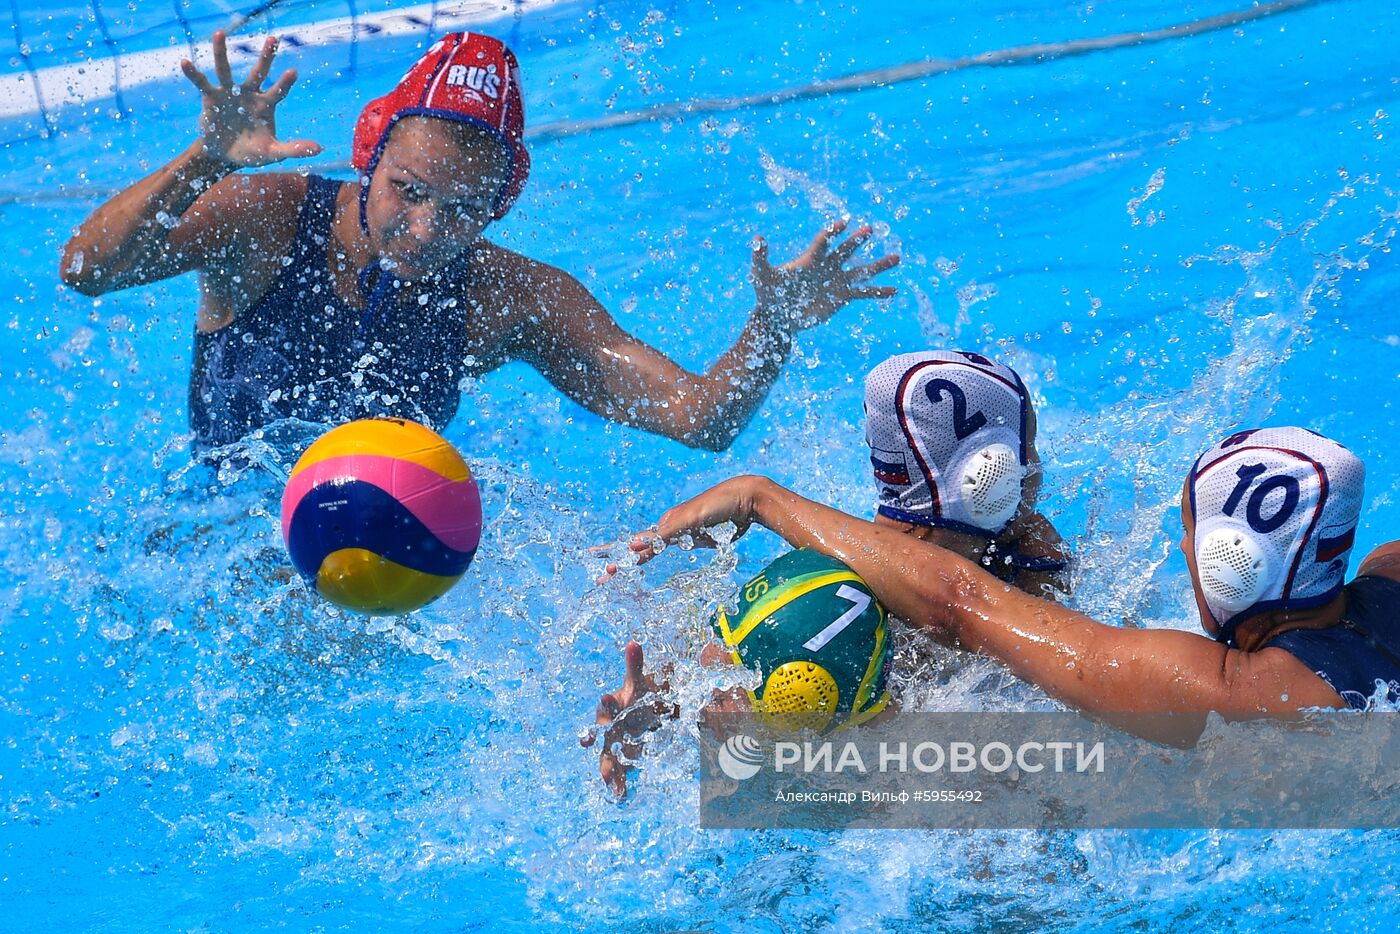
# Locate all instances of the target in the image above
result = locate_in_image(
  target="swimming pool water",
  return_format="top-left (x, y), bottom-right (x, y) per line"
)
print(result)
top-left (2, 0), bottom-right (1399, 928)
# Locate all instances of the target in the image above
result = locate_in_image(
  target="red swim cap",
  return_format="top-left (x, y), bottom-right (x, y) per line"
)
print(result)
top-left (352, 33), bottom-right (530, 220)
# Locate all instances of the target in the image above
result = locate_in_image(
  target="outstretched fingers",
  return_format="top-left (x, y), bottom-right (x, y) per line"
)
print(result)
top-left (212, 31), bottom-right (234, 88)
top-left (830, 223), bottom-right (875, 263)
top-left (591, 531), bottom-right (662, 583)
top-left (806, 218), bottom-right (849, 256)
top-left (264, 67), bottom-right (299, 104)
top-left (627, 529), bottom-right (667, 562)
top-left (242, 36), bottom-right (278, 93)
top-left (600, 751), bottom-right (629, 798)
top-left (580, 694), bottom-right (619, 749)
top-left (846, 253), bottom-right (902, 282)
top-left (268, 137), bottom-right (325, 160)
top-left (750, 235), bottom-right (772, 275)
top-left (583, 641), bottom-right (679, 799)
top-left (596, 692), bottom-right (621, 725)
top-left (180, 59), bottom-right (215, 95)
top-left (838, 255), bottom-right (900, 302)
top-left (621, 640), bottom-right (647, 700)
top-left (845, 285), bottom-right (899, 301)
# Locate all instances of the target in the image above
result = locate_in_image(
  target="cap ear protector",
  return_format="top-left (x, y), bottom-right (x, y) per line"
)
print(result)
top-left (953, 441), bottom-right (1025, 532)
top-left (757, 661), bottom-right (840, 735)
top-left (1194, 520), bottom-right (1279, 615)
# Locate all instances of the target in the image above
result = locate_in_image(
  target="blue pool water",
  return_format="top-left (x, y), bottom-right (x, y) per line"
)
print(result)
top-left (2, 0), bottom-right (1399, 928)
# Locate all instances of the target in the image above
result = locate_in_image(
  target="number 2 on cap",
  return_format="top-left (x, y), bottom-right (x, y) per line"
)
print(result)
top-left (924, 378), bottom-right (988, 441)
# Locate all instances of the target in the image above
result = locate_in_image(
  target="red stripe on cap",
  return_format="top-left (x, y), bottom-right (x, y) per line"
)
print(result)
top-left (1316, 527), bottom-right (1356, 562)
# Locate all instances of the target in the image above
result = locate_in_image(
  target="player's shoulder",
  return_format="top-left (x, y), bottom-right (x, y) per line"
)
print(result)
top-left (1357, 542), bottom-right (1400, 584)
top-left (179, 172), bottom-right (311, 247)
top-left (201, 170), bottom-right (309, 210)
top-left (470, 240), bottom-right (593, 310)
top-left (473, 240), bottom-right (566, 280)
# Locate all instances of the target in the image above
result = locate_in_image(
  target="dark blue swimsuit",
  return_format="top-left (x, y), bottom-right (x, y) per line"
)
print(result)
top-left (1266, 576), bottom-right (1400, 709)
top-left (189, 176), bottom-right (468, 448)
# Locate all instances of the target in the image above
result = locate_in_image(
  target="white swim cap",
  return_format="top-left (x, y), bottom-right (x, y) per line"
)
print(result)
top-left (1189, 427), bottom-right (1365, 644)
top-left (864, 351), bottom-right (1032, 536)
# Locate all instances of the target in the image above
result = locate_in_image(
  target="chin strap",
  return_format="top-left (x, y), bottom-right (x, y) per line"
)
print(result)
top-left (356, 262), bottom-right (399, 340)
top-left (358, 174), bottom-right (373, 238)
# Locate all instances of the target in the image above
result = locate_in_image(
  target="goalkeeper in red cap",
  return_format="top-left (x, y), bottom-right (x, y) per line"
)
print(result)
top-left (60, 32), bottom-right (898, 452)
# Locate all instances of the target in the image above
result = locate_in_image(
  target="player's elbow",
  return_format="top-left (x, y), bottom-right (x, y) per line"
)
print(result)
top-left (61, 273), bottom-right (108, 297)
top-left (58, 241), bottom-right (110, 296)
top-left (685, 428), bottom-right (734, 453)
top-left (680, 418), bottom-right (738, 453)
